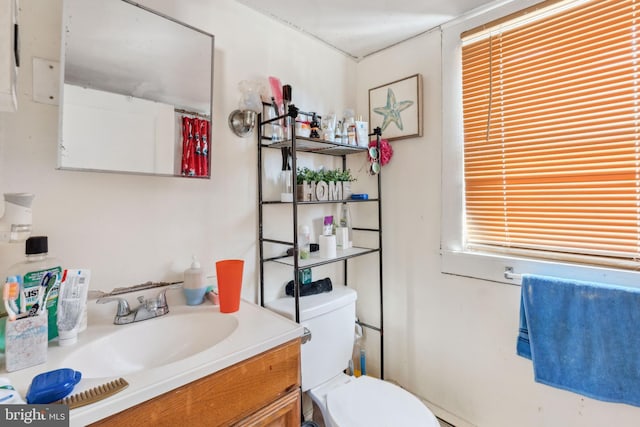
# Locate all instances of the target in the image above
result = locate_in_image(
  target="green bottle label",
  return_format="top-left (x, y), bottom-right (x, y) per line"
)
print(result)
top-left (21, 266), bottom-right (63, 340)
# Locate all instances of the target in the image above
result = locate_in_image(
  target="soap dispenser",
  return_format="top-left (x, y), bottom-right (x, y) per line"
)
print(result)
top-left (0, 193), bottom-right (34, 243)
top-left (183, 256), bottom-right (206, 305)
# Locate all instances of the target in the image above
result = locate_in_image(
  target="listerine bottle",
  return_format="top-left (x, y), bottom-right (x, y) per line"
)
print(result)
top-left (6, 236), bottom-right (62, 340)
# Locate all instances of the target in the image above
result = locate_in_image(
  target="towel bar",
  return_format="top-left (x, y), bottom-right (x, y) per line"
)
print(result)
top-left (504, 267), bottom-right (522, 282)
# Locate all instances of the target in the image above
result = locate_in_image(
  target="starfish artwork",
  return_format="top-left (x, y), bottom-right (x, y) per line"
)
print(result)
top-left (373, 88), bottom-right (414, 131)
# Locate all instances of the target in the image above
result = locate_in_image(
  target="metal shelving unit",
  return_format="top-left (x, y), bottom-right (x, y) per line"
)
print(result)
top-left (258, 104), bottom-right (385, 378)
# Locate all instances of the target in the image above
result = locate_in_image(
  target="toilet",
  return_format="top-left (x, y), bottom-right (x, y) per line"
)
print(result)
top-left (266, 286), bottom-right (439, 427)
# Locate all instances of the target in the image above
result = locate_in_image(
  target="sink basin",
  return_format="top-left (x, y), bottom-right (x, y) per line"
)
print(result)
top-left (62, 311), bottom-right (238, 379)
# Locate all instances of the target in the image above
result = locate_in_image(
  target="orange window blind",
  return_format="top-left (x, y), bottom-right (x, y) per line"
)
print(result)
top-left (461, 0), bottom-right (640, 268)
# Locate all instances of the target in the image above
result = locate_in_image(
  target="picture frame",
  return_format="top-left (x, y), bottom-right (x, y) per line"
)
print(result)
top-left (368, 74), bottom-right (423, 141)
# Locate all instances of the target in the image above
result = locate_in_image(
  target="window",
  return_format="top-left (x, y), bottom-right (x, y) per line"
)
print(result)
top-left (441, 0), bottom-right (640, 284)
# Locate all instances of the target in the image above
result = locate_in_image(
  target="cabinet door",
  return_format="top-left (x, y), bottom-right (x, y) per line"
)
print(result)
top-left (235, 388), bottom-right (300, 427)
top-left (89, 339), bottom-right (301, 427)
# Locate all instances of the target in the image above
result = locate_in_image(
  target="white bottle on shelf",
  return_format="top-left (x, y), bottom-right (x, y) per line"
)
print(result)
top-left (339, 204), bottom-right (353, 248)
top-left (298, 225), bottom-right (311, 259)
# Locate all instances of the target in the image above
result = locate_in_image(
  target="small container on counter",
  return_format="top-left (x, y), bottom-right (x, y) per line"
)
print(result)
top-left (183, 256), bottom-right (206, 305)
top-left (204, 286), bottom-right (219, 306)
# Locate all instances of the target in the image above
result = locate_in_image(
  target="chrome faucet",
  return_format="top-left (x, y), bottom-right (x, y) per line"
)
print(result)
top-left (97, 285), bottom-right (179, 325)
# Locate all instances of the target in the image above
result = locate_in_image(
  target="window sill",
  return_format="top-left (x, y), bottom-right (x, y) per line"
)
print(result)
top-left (440, 249), bottom-right (640, 289)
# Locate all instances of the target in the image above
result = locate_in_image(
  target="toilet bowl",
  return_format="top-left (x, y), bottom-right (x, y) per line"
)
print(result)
top-left (308, 373), bottom-right (439, 427)
top-left (265, 287), bottom-right (439, 426)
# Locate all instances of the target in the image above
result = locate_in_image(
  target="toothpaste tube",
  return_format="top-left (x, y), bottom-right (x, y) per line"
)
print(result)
top-left (56, 269), bottom-right (90, 346)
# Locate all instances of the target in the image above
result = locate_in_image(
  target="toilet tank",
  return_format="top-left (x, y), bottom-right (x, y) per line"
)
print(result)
top-left (266, 286), bottom-right (357, 391)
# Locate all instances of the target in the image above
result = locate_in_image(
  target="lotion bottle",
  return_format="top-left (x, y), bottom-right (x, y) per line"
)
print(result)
top-left (183, 256), bottom-right (206, 305)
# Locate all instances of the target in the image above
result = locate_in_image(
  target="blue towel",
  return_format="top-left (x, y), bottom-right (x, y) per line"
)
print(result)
top-left (517, 295), bottom-right (531, 360)
top-left (518, 274), bottom-right (640, 407)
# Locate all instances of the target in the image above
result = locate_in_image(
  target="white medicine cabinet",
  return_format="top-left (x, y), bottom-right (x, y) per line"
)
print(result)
top-left (0, 0), bottom-right (18, 112)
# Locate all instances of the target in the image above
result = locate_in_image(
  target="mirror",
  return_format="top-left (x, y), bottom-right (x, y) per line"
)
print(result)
top-left (59, 0), bottom-right (214, 177)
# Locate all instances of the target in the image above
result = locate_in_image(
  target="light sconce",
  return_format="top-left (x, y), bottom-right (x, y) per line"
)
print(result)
top-left (228, 80), bottom-right (262, 138)
top-left (228, 109), bottom-right (257, 137)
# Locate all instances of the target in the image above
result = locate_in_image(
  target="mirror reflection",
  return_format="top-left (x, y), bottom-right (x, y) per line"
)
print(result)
top-left (59, 0), bottom-right (214, 177)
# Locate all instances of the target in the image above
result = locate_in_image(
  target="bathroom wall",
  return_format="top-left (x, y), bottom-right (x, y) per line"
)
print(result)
top-left (0, 0), bottom-right (356, 302)
top-left (355, 27), bottom-right (640, 427)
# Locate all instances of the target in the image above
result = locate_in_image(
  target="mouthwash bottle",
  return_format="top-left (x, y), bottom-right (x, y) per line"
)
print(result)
top-left (6, 236), bottom-right (62, 340)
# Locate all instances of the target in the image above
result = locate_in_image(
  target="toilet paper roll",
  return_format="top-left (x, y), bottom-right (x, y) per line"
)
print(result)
top-left (319, 234), bottom-right (337, 258)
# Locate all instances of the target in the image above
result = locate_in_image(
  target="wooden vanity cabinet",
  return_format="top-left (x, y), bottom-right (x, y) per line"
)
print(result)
top-left (90, 338), bottom-right (301, 427)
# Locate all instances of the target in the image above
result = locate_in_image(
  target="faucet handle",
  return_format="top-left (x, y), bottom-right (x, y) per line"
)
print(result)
top-left (156, 283), bottom-right (182, 307)
top-left (96, 296), bottom-right (131, 316)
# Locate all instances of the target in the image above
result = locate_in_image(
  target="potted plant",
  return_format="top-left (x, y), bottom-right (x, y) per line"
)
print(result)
top-left (296, 167), bottom-right (320, 185)
top-left (296, 167), bottom-right (356, 201)
top-left (335, 169), bottom-right (355, 199)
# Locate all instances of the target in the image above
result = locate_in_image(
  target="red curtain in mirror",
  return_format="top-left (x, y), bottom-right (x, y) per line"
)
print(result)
top-left (181, 116), bottom-right (209, 177)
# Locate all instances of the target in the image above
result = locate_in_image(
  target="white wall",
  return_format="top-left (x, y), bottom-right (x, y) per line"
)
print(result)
top-left (356, 27), bottom-right (640, 427)
top-left (0, 0), bottom-right (356, 304)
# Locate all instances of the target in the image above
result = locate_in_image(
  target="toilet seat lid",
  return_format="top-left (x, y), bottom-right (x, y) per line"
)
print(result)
top-left (326, 376), bottom-right (439, 427)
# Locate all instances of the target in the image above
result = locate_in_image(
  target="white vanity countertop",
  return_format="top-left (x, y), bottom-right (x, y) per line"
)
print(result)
top-left (1, 298), bottom-right (303, 426)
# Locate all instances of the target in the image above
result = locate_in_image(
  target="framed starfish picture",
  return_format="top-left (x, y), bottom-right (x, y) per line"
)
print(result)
top-left (368, 74), bottom-right (423, 141)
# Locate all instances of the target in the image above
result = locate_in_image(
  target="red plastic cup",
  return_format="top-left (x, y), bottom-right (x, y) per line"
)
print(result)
top-left (216, 259), bottom-right (244, 313)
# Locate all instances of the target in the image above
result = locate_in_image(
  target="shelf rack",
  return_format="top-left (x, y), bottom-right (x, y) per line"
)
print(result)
top-left (257, 104), bottom-right (385, 378)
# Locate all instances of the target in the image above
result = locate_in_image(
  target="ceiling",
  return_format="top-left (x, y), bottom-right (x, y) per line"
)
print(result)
top-left (236, 0), bottom-right (497, 60)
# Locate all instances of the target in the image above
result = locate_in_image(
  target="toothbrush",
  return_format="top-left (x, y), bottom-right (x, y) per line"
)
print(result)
top-left (3, 282), bottom-right (19, 321)
top-left (17, 275), bottom-right (26, 314)
top-left (0, 393), bottom-right (15, 403)
top-left (4, 276), bottom-right (20, 315)
top-left (36, 272), bottom-right (55, 313)
top-left (6, 279), bottom-right (20, 315)
top-left (40, 272), bottom-right (60, 313)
